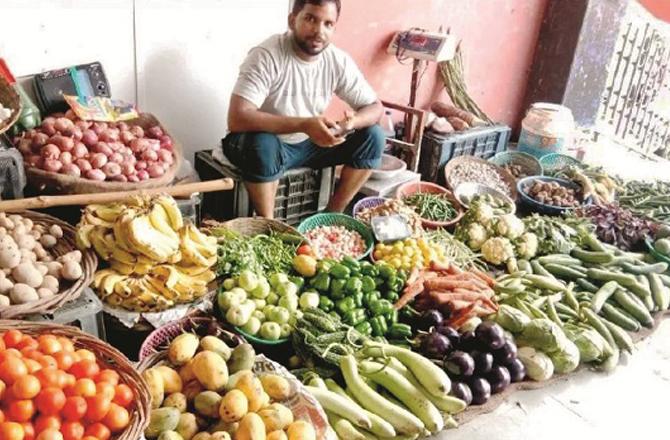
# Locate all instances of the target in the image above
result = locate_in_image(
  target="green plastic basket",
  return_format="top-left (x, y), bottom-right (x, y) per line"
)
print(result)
top-left (645, 238), bottom-right (670, 265)
top-left (489, 151), bottom-right (543, 178)
top-left (539, 153), bottom-right (582, 176)
top-left (297, 213), bottom-right (374, 260)
top-left (234, 326), bottom-right (290, 346)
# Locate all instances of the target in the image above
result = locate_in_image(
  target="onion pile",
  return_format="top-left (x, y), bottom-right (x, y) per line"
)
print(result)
top-left (13, 109), bottom-right (175, 183)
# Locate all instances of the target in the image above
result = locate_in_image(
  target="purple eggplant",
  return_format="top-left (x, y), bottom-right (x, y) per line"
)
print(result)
top-left (421, 330), bottom-right (451, 358)
top-left (488, 365), bottom-right (511, 394)
top-left (459, 330), bottom-right (479, 351)
top-left (506, 358), bottom-right (527, 383)
top-left (418, 309), bottom-right (444, 331)
top-left (450, 381), bottom-right (473, 406)
top-left (475, 321), bottom-right (506, 350)
top-left (436, 323), bottom-right (461, 346)
top-left (471, 350), bottom-right (494, 375)
top-left (443, 350), bottom-right (475, 377)
top-left (469, 377), bottom-right (492, 405)
top-left (493, 339), bottom-right (518, 365)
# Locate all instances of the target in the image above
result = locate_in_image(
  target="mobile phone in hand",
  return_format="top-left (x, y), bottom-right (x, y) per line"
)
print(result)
top-left (330, 125), bottom-right (355, 138)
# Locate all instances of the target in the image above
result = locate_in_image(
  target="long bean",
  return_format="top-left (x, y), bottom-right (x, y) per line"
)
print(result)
top-left (403, 192), bottom-right (457, 222)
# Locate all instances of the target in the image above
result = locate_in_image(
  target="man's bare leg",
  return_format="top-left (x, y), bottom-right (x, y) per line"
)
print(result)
top-left (245, 180), bottom-right (279, 218)
top-left (327, 166), bottom-right (372, 212)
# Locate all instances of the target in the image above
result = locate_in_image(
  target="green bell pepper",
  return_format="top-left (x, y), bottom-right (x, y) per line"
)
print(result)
top-left (363, 291), bottom-right (381, 307)
top-left (342, 256), bottom-right (361, 272)
top-left (352, 291), bottom-right (364, 308)
top-left (336, 297), bottom-right (357, 314)
top-left (370, 299), bottom-right (394, 317)
top-left (378, 263), bottom-right (395, 280)
top-left (385, 309), bottom-right (399, 325)
top-left (288, 276), bottom-right (305, 290)
top-left (330, 279), bottom-right (347, 300)
top-left (329, 263), bottom-right (351, 280)
top-left (361, 276), bottom-right (376, 293)
top-left (312, 273), bottom-right (331, 292)
top-left (360, 263), bottom-right (379, 277)
top-left (319, 296), bottom-right (334, 312)
top-left (355, 321), bottom-right (373, 336)
top-left (384, 290), bottom-right (400, 303)
top-left (387, 276), bottom-right (405, 292)
top-left (370, 316), bottom-right (388, 337)
top-left (388, 323), bottom-right (412, 338)
top-left (345, 277), bottom-right (363, 295)
top-left (373, 277), bottom-right (384, 287)
top-left (343, 308), bottom-right (366, 326)
top-left (317, 259), bottom-right (335, 273)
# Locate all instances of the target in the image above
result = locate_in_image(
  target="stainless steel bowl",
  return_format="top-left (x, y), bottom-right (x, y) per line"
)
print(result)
top-left (454, 182), bottom-right (517, 214)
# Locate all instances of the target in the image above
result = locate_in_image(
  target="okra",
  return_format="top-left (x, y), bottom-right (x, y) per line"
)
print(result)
top-left (621, 261), bottom-right (668, 275)
top-left (524, 274), bottom-right (566, 292)
top-left (600, 318), bottom-right (635, 352)
top-left (580, 308), bottom-right (616, 349)
top-left (648, 273), bottom-right (670, 311)
top-left (612, 289), bottom-right (654, 328)
top-left (590, 281), bottom-right (619, 314)
top-left (571, 248), bottom-right (614, 264)
top-left (544, 263), bottom-right (587, 280)
top-left (601, 303), bottom-right (641, 332)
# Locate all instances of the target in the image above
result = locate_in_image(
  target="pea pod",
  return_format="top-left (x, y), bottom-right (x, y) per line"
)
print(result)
top-left (612, 289), bottom-right (654, 328)
top-left (571, 248), bottom-right (614, 264)
top-left (601, 303), bottom-right (641, 332)
top-left (648, 272), bottom-right (670, 311)
top-left (590, 281), bottom-right (619, 314)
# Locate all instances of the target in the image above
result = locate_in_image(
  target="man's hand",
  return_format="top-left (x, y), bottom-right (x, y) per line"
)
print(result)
top-left (302, 116), bottom-right (346, 147)
top-left (337, 110), bottom-right (356, 134)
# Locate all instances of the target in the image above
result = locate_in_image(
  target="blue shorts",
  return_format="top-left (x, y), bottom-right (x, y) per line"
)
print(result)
top-left (222, 125), bottom-right (385, 183)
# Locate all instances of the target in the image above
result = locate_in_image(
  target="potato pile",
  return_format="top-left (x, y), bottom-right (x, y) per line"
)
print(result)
top-left (143, 333), bottom-right (316, 440)
top-left (0, 212), bottom-right (84, 306)
top-left (527, 180), bottom-right (580, 208)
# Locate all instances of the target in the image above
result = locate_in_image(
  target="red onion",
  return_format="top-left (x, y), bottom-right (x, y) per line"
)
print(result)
top-left (72, 142), bottom-right (88, 159)
top-left (40, 144), bottom-right (60, 160)
top-left (59, 151), bottom-right (73, 165)
top-left (75, 159), bottom-right (92, 172)
top-left (42, 159), bottom-right (63, 173)
top-left (60, 163), bottom-right (81, 177)
top-left (85, 169), bottom-right (106, 181)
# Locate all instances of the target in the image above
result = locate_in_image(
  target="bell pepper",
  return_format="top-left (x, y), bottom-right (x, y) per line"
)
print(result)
top-left (370, 316), bottom-right (388, 337)
top-left (342, 256), bottom-right (361, 272)
top-left (328, 311), bottom-right (341, 321)
top-left (311, 273), bottom-right (331, 292)
top-left (374, 277), bottom-right (384, 287)
top-left (363, 291), bottom-right (381, 308)
top-left (370, 299), bottom-right (393, 317)
top-left (355, 321), bottom-right (373, 336)
top-left (352, 291), bottom-right (364, 308)
top-left (361, 276), bottom-right (376, 293)
top-left (360, 262), bottom-right (379, 277)
top-left (336, 297), bottom-right (357, 314)
top-left (385, 309), bottom-right (399, 325)
top-left (378, 263), bottom-right (395, 280)
top-left (319, 296), bottom-right (334, 312)
top-left (387, 276), bottom-right (405, 292)
top-left (388, 323), bottom-right (413, 338)
top-left (317, 259), bottom-right (335, 273)
top-left (399, 305), bottom-right (421, 321)
top-left (289, 276), bottom-right (305, 291)
top-left (343, 308), bottom-right (366, 326)
top-left (330, 279), bottom-right (347, 300)
top-left (345, 277), bottom-right (363, 295)
top-left (329, 263), bottom-right (351, 280)
top-left (384, 290), bottom-right (400, 303)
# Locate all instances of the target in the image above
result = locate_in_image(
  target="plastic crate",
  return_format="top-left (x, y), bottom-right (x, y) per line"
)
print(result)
top-left (195, 150), bottom-right (335, 226)
top-left (25, 288), bottom-right (105, 339)
top-left (419, 124), bottom-right (511, 185)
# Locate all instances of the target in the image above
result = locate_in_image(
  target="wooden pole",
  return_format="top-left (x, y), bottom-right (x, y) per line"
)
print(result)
top-left (0, 178), bottom-right (234, 211)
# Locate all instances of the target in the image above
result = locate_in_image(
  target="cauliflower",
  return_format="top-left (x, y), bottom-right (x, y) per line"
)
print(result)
top-left (495, 214), bottom-right (525, 240)
top-left (515, 232), bottom-right (539, 259)
top-left (467, 223), bottom-right (489, 250)
top-left (481, 237), bottom-right (515, 265)
top-left (474, 202), bottom-right (495, 225)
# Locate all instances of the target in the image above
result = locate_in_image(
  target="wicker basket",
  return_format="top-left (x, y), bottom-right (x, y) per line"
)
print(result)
top-left (539, 153), bottom-right (582, 176)
top-left (395, 181), bottom-right (464, 229)
top-left (352, 196), bottom-right (389, 219)
top-left (0, 320), bottom-right (150, 440)
top-left (489, 151), bottom-right (543, 178)
top-left (0, 75), bottom-right (21, 135)
top-left (205, 217), bottom-right (303, 238)
top-left (0, 211), bottom-right (97, 319)
top-left (444, 155), bottom-right (518, 200)
top-left (23, 113), bottom-right (182, 194)
top-left (297, 213), bottom-right (374, 260)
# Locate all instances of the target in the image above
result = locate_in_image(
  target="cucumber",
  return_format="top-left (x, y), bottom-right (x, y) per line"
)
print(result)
top-left (601, 303), bottom-right (641, 332)
top-left (580, 308), bottom-right (616, 349)
top-left (571, 248), bottom-right (614, 264)
top-left (612, 289), bottom-right (654, 328)
top-left (600, 318), bottom-right (635, 352)
top-left (576, 278), bottom-right (599, 293)
top-left (586, 268), bottom-right (637, 285)
top-left (537, 255), bottom-right (583, 266)
top-left (648, 273), bottom-right (670, 311)
top-left (621, 261), bottom-right (668, 275)
top-left (590, 281), bottom-right (619, 314)
top-left (530, 260), bottom-right (555, 278)
top-left (543, 263), bottom-right (587, 280)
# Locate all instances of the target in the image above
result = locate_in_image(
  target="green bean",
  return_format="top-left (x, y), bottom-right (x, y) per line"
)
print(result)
top-left (403, 192), bottom-right (457, 222)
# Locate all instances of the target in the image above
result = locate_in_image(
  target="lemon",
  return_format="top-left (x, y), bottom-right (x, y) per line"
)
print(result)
top-left (390, 257), bottom-right (402, 268)
top-left (373, 250), bottom-right (384, 260)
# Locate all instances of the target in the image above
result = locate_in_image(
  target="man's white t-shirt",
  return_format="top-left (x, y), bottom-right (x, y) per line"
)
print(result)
top-left (232, 32), bottom-right (378, 144)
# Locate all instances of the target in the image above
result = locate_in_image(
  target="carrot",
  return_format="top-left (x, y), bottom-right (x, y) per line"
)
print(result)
top-left (425, 278), bottom-right (484, 292)
top-left (429, 291), bottom-right (489, 302)
top-left (447, 304), bottom-right (478, 328)
top-left (471, 268), bottom-right (496, 287)
top-left (406, 268), bottom-right (423, 285)
top-left (394, 275), bottom-right (426, 310)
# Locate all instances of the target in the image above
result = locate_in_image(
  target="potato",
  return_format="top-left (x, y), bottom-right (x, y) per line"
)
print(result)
top-left (235, 413), bottom-right (266, 440)
top-left (258, 404), bottom-right (293, 432)
top-left (0, 278), bottom-right (13, 295)
top-left (0, 246), bottom-right (21, 269)
top-left (37, 288), bottom-right (54, 299)
top-left (176, 413), bottom-right (198, 440)
top-left (12, 262), bottom-right (43, 288)
top-left (182, 381), bottom-right (204, 402)
top-left (10, 284), bottom-right (39, 304)
top-left (145, 407), bottom-right (181, 439)
top-left (228, 344), bottom-right (255, 374)
top-left (210, 432), bottom-right (232, 440)
top-left (143, 368), bottom-right (165, 409)
top-left (40, 234), bottom-right (57, 248)
top-left (286, 421), bottom-right (315, 440)
top-left (266, 431), bottom-right (287, 440)
top-left (192, 351), bottom-right (228, 391)
top-left (59, 250), bottom-right (82, 263)
top-left (163, 393), bottom-right (188, 413)
top-left (15, 234), bottom-right (36, 251)
top-left (61, 260), bottom-right (83, 281)
top-left (208, 420), bottom-right (238, 435)
top-left (40, 275), bottom-right (59, 294)
top-left (259, 375), bottom-right (292, 401)
top-left (158, 431), bottom-right (184, 440)
top-left (180, 360), bottom-right (196, 383)
top-left (49, 224), bottom-right (64, 239)
top-left (22, 218), bottom-right (33, 231)
top-left (46, 261), bottom-right (63, 277)
top-left (169, 333), bottom-right (200, 366)
top-left (200, 336), bottom-right (232, 361)
top-left (194, 391), bottom-right (222, 418)
top-left (0, 217), bottom-right (13, 230)
top-left (235, 373), bottom-right (264, 413)
top-left (33, 244), bottom-right (48, 261)
top-left (0, 295), bottom-right (10, 306)
top-left (192, 433), bottom-right (211, 440)
top-left (219, 389), bottom-right (248, 423)
top-left (36, 263), bottom-right (49, 277)
top-left (157, 366), bottom-right (183, 394)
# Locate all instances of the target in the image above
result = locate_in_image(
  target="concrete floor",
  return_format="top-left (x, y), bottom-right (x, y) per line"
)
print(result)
top-left (434, 319), bottom-right (670, 439)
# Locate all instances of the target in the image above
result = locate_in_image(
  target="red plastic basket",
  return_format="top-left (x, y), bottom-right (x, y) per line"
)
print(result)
top-left (395, 181), bottom-right (464, 229)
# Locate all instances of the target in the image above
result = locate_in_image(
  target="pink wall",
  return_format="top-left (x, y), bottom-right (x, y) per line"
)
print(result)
top-left (639, 0), bottom-right (670, 21)
top-left (327, 0), bottom-right (548, 129)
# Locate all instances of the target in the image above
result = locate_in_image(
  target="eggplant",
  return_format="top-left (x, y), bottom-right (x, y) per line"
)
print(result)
top-left (506, 358), bottom-right (527, 383)
top-left (469, 377), bottom-right (491, 405)
top-left (471, 350), bottom-right (494, 375)
top-left (475, 321), bottom-right (506, 350)
top-left (436, 323), bottom-right (460, 346)
top-left (493, 339), bottom-right (518, 365)
top-left (418, 309), bottom-right (444, 331)
top-left (488, 365), bottom-right (511, 394)
top-left (458, 330), bottom-right (479, 351)
top-left (450, 381), bottom-right (473, 406)
top-left (421, 330), bottom-right (451, 358)
top-left (443, 350), bottom-right (475, 377)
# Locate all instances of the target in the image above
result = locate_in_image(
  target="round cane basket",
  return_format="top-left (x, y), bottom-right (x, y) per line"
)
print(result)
top-left (444, 155), bottom-right (518, 200)
top-left (0, 211), bottom-right (97, 318)
top-left (0, 320), bottom-right (151, 440)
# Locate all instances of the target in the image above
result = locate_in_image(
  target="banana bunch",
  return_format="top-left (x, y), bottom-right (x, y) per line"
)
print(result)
top-left (78, 194), bottom-right (219, 312)
top-left (557, 166), bottom-right (620, 206)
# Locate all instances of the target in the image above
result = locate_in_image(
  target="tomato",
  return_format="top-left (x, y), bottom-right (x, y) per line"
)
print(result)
top-left (84, 395), bottom-right (111, 422)
top-left (101, 404), bottom-right (129, 433)
top-left (22, 360), bottom-right (41, 375)
top-left (37, 336), bottom-right (61, 356)
top-left (12, 375), bottom-right (41, 400)
top-left (297, 244), bottom-right (314, 256)
top-left (60, 422), bottom-right (84, 440)
top-left (0, 379), bottom-right (6, 400)
top-left (73, 351), bottom-right (95, 364)
top-left (56, 338), bottom-right (75, 354)
top-left (81, 437), bottom-right (98, 440)
top-left (15, 338), bottom-right (37, 352)
top-left (61, 397), bottom-right (87, 422)
top-left (0, 357), bottom-right (28, 385)
top-left (94, 370), bottom-right (118, 387)
top-left (3, 330), bottom-right (24, 348)
top-left (0, 409), bottom-right (5, 424)
top-left (0, 422), bottom-right (24, 440)
top-left (94, 383), bottom-right (114, 401)
top-left (34, 369), bottom-right (60, 389)
top-left (33, 415), bottom-right (60, 434)
top-left (8, 400), bottom-right (35, 423)
top-left (111, 384), bottom-right (133, 408)
top-left (69, 361), bottom-right (99, 380)
top-left (19, 423), bottom-right (33, 440)
top-left (35, 428), bottom-right (63, 440)
top-left (35, 388), bottom-right (66, 416)
top-left (0, 339), bottom-right (5, 351)
top-left (83, 424), bottom-right (109, 440)
top-left (37, 357), bottom-right (57, 371)
top-left (72, 379), bottom-right (96, 398)
top-left (52, 353), bottom-right (74, 372)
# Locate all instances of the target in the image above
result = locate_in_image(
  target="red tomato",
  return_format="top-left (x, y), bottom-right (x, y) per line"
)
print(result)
top-left (35, 388), bottom-right (66, 416)
top-left (101, 404), bottom-right (129, 433)
top-left (3, 330), bottom-right (24, 348)
top-left (111, 384), bottom-right (133, 408)
top-left (297, 244), bottom-right (313, 256)
top-left (84, 423), bottom-right (110, 440)
top-left (61, 397), bottom-right (87, 421)
top-left (84, 395), bottom-right (111, 422)
top-left (0, 421), bottom-right (24, 440)
top-left (33, 415), bottom-right (60, 434)
top-left (8, 400), bottom-right (36, 423)
top-left (60, 422), bottom-right (84, 440)
top-left (69, 361), bottom-right (99, 380)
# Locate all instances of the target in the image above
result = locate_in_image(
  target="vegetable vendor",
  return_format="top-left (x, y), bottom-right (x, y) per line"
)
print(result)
top-left (223, 0), bottom-right (385, 217)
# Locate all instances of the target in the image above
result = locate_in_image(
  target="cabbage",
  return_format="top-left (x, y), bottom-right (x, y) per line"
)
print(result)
top-left (496, 304), bottom-right (532, 333)
top-left (565, 326), bottom-right (609, 363)
top-left (516, 319), bottom-right (569, 354)
top-left (549, 338), bottom-right (580, 374)
top-left (517, 346), bottom-right (554, 381)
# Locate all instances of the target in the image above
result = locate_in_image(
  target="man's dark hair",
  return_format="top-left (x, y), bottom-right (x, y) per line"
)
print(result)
top-left (291, 0), bottom-right (341, 16)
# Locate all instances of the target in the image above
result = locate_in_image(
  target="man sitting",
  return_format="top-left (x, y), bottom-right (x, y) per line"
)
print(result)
top-left (223, 0), bottom-right (385, 218)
